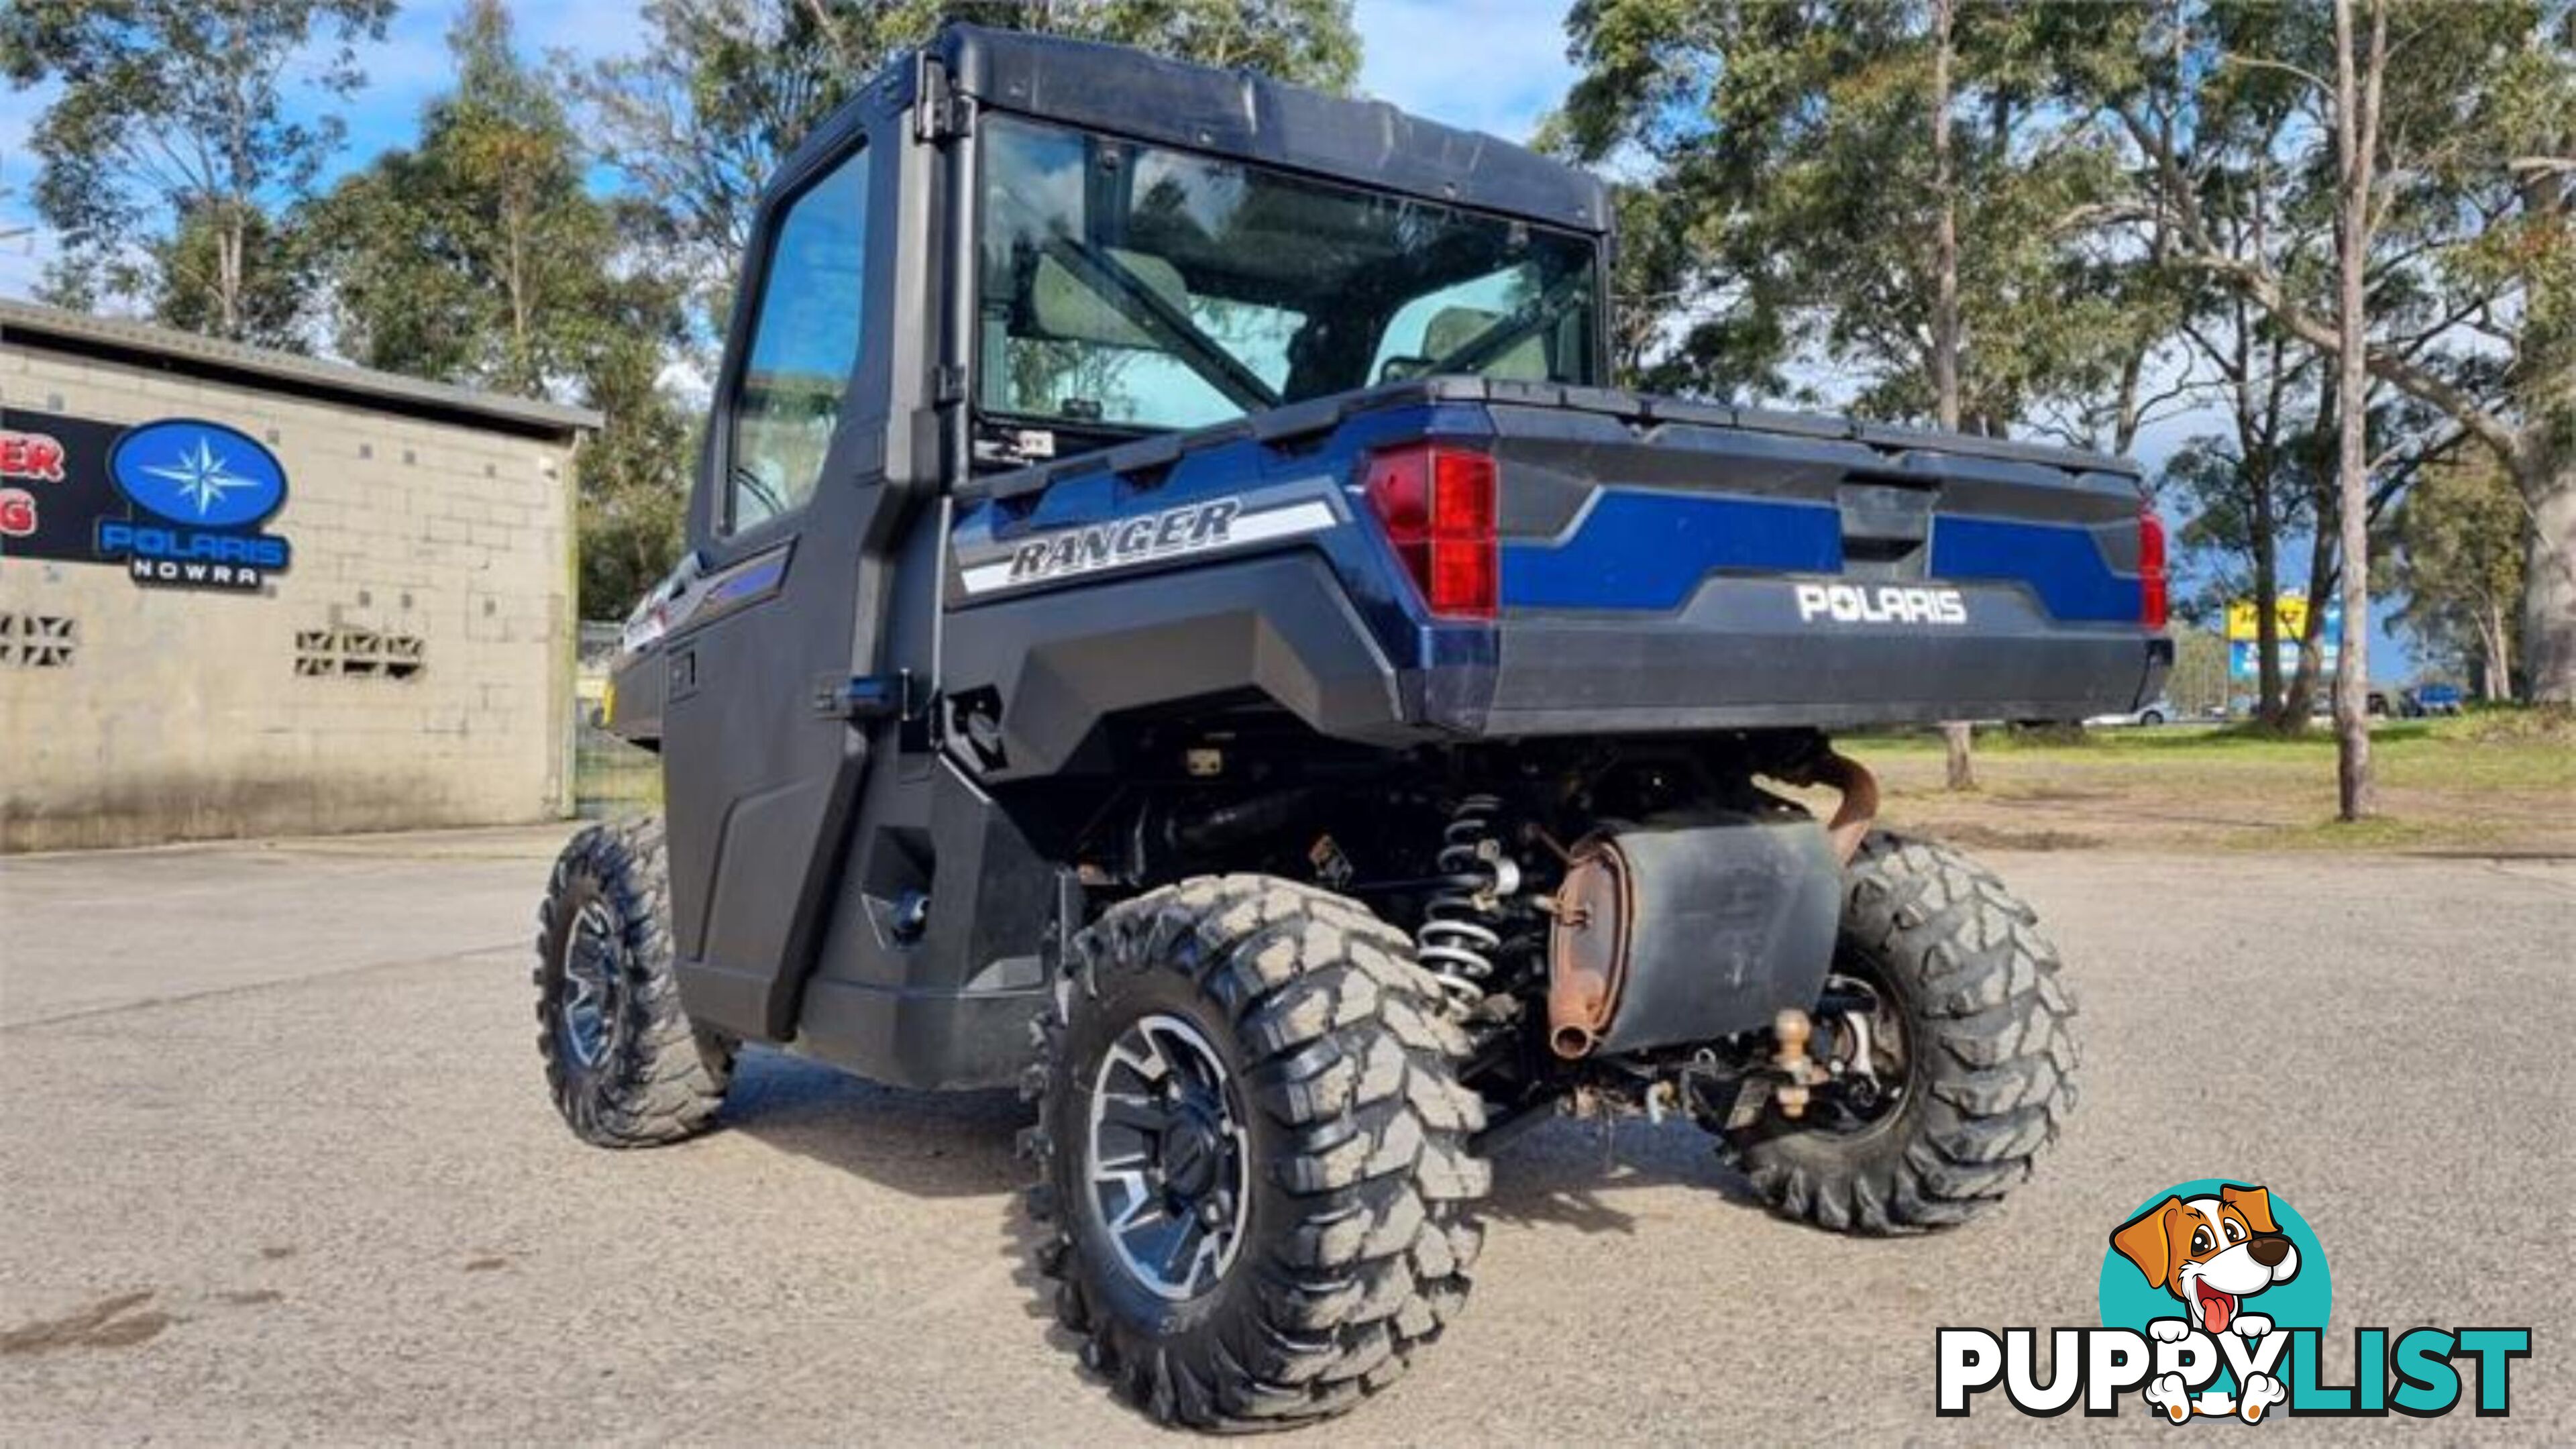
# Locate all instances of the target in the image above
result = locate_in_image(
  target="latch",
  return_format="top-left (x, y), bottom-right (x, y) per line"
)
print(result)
top-left (1835, 475), bottom-right (1937, 578)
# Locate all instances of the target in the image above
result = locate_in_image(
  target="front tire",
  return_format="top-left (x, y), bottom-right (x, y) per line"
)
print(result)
top-left (1726, 833), bottom-right (2078, 1233)
top-left (533, 817), bottom-right (733, 1147)
top-left (1026, 875), bottom-right (1489, 1430)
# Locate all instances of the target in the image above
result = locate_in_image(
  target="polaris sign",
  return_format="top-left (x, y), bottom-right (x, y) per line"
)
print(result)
top-left (99, 419), bottom-right (293, 592)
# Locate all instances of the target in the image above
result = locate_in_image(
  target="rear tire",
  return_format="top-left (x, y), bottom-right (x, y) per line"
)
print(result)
top-left (533, 817), bottom-right (733, 1147)
top-left (1026, 875), bottom-right (1489, 1430)
top-left (1725, 833), bottom-right (2077, 1233)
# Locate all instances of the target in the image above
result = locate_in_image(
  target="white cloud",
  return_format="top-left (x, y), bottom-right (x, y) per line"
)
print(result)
top-left (1354, 0), bottom-right (1577, 144)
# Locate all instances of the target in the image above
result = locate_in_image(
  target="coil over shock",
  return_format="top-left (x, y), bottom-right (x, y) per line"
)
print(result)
top-left (1413, 794), bottom-right (1520, 1014)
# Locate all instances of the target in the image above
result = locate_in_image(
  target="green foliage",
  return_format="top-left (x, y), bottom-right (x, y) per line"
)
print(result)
top-left (315, 0), bottom-right (625, 392)
top-left (2059, 0), bottom-right (2573, 698)
top-left (0, 0), bottom-right (392, 344)
top-left (1556, 0), bottom-right (2155, 439)
top-left (550, 0), bottom-right (1364, 614)
top-left (307, 1), bottom-right (694, 617)
top-left (147, 201), bottom-right (318, 344)
top-left (576, 332), bottom-right (699, 619)
top-left (2388, 453), bottom-right (2527, 688)
top-left (578, 0), bottom-right (1362, 333)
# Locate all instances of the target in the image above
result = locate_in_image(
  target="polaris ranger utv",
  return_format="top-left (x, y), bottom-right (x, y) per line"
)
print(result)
top-left (537, 23), bottom-right (2167, 1429)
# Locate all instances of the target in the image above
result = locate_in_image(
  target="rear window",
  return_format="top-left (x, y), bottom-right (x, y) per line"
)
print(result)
top-left (977, 115), bottom-right (1599, 432)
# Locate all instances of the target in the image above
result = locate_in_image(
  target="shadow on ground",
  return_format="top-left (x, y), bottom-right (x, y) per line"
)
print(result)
top-left (718, 1048), bottom-right (1026, 1200)
top-left (722, 1041), bottom-right (1774, 1269)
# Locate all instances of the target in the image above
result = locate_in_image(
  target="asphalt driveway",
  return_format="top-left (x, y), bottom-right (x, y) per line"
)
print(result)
top-left (1, 828), bottom-right (2569, 1442)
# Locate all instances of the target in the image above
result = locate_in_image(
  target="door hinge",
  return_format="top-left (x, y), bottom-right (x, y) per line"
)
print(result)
top-left (931, 362), bottom-right (967, 405)
top-left (913, 53), bottom-right (975, 143)
top-left (814, 669), bottom-right (919, 722)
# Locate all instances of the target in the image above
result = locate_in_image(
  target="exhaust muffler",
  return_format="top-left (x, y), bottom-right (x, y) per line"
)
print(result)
top-left (1546, 814), bottom-right (1843, 1060)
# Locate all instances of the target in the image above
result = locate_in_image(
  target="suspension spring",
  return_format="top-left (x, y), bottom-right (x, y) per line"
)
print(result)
top-left (1414, 794), bottom-right (1518, 1014)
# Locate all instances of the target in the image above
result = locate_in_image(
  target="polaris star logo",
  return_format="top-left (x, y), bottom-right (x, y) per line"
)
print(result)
top-left (1795, 582), bottom-right (1969, 626)
top-left (957, 494), bottom-right (1338, 596)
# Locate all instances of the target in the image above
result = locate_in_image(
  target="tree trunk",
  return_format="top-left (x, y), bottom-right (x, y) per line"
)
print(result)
top-left (1942, 722), bottom-right (1976, 790)
top-left (1931, 0), bottom-right (1960, 434)
top-left (2480, 593), bottom-right (2512, 701)
top-left (2329, 0), bottom-right (2383, 818)
top-left (2283, 376), bottom-right (2341, 732)
top-left (2253, 488), bottom-right (2283, 718)
top-left (218, 207), bottom-right (246, 341)
top-left (2517, 447), bottom-right (2576, 704)
top-left (1930, 0), bottom-right (1975, 790)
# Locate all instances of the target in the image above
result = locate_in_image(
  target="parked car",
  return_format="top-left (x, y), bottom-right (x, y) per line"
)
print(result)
top-left (2086, 698), bottom-right (2174, 727)
top-left (2405, 684), bottom-right (2465, 716)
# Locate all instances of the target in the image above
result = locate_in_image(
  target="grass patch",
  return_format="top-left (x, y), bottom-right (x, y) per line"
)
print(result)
top-left (1843, 710), bottom-right (2575, 855)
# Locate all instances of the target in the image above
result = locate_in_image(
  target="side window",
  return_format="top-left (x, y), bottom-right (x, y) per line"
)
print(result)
top-left (727, 146), bottom-right (869, 533)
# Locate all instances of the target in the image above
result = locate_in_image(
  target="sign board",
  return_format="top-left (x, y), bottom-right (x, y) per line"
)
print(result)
top-left (0, 409), bottom-right (292, 592)
top-left (2226, 594), bottom-right (2341, 644)
top-left (2229, 640), bottom-right (2317, 679)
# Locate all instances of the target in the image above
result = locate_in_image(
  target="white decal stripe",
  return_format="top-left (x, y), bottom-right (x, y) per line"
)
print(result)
top-left (1218, 499), bottom-right (1337, 543)
top-left (956, 498), bottom-right (1338, 596)
top-left (959, 559), bottom-right (1018, 593)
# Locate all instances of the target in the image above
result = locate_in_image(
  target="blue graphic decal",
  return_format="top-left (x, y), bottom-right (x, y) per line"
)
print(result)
top-left (108, 419), bottom-right (288, 529)
top-left (1930, 515), bottom-right (2137, 623)
top-left (1503, 492), bottom-right (1842, 611)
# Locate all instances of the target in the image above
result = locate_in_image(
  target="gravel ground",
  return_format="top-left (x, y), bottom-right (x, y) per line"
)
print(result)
top-left (1, 827), bottom-right (2569, 1444)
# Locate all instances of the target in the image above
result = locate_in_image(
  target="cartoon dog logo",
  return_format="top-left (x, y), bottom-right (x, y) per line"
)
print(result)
top-left (2111, 1183), bottom-right (2302, 1422)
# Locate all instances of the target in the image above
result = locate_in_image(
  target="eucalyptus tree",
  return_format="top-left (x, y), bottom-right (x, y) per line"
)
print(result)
top-left (1560, 0), bottom-right (2188, 786)
top-left (2067, 0), bottom-right (2575, 705)
top-left (0, 0), bottom-right (393, 345)
top-left (576, 0), bottom-right (1363, 333)
top-left (309, 0), bottom-right (692, 614)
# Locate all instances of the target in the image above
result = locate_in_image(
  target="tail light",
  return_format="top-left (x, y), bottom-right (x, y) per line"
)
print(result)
top-left (1362, 443), bottom-right (1497, 619)
top-left (2139, 504), bottom-right (2169, 630)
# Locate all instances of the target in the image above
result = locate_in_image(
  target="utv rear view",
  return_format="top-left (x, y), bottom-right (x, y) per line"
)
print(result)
top-left (534, 24), bottom-right (2160, 1430)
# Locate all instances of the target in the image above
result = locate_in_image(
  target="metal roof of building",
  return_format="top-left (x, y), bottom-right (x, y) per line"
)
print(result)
top-left (0, 299), bottom-right (604, 439)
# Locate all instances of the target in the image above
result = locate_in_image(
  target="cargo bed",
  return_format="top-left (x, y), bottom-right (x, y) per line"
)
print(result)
top-left (942, 377), bottom-right (2170, 761)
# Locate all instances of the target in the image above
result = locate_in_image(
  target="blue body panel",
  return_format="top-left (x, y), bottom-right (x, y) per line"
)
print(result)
top-left (938, 384), bottom-right (2163, 747)
top-left (1501, 494), bottom-right (1843, 611)
top-left (1929, 515), bottom-right (2141, 625)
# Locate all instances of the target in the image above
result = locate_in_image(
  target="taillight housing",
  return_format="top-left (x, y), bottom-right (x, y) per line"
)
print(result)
top-left (1362, 443), bottom-right (1497, 619)
top-left (2139, 504), bottom-right (2169, 630)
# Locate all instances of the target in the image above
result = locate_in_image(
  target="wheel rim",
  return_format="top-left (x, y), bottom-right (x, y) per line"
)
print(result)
top-left (1814, 965), bottom-right (1911, 1132)
top-left (1085, 1012), bottom-right (1250, 1301)
top-left (557, 898), bottom-right (621, 1070)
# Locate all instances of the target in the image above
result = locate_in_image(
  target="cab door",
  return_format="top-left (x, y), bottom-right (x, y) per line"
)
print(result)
top-left (657, 116), bottom-right (911, 1041)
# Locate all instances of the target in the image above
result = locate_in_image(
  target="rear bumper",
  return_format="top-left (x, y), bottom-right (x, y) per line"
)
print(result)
top-left (1444, 578), bottom-right (2166, 735)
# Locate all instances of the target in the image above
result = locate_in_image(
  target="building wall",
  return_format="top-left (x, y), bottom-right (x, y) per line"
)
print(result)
top-left (0, 342), bottom-right (579, 851)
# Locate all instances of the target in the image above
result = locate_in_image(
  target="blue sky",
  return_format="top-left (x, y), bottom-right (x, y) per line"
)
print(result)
top-left (0, 0), bottom-right (1579, 294)
top-left (0, 1), bottom-right (2424, 678)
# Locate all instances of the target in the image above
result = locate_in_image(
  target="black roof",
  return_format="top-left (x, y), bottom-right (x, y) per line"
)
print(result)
top-left (931, 23), bottom-right (1610, 234)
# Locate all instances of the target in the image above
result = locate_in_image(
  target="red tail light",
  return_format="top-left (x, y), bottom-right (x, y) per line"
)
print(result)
top-left (2139, 504), bottom-right (2169, 630)
top-left (1363, 443), bottom-right (1497, 619)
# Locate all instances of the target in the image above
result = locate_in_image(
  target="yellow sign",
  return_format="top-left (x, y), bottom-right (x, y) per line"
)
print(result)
top-left (2226, 595), bottom-right (2311, 641)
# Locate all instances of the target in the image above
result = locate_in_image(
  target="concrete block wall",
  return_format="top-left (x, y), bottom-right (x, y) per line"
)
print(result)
top-left (0, 341), bottom-right (580, 851)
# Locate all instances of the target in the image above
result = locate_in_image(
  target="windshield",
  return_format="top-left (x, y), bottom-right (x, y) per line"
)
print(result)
top-left (977, 115), bottom-right (1600, 433)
